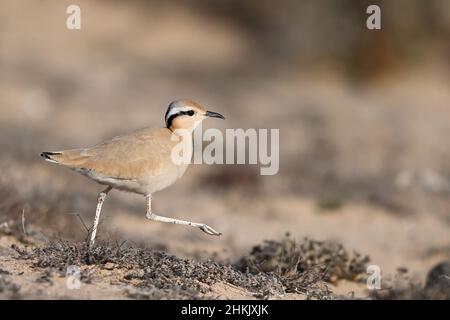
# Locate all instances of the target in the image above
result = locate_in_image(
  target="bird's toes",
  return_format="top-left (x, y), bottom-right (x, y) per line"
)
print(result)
top-left (200, 224), bottom-right (222, 236)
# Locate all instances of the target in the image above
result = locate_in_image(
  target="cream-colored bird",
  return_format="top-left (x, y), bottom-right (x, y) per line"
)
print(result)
top-left (41, 99), bottom-right (225, 246)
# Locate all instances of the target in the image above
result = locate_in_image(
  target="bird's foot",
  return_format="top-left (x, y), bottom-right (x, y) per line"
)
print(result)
top-left (200, 224), bottom-right (222, 236)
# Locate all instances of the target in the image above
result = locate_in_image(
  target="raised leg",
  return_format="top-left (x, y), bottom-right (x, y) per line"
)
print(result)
top-left (89, 186), bottom-right (112, 247)
top-left (145, 194), bottom-right (222, 236)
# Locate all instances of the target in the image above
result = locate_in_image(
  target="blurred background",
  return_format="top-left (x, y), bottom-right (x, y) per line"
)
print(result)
top-left (1, 0), bottom-right (449, 283)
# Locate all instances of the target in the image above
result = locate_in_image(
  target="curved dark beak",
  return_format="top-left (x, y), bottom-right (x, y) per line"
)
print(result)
top-left (205, 110), bottom-right (225, 120)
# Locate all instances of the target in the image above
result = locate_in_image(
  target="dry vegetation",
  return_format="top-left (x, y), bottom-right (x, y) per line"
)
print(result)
top-left (2, 222), bottom-right (369, 299)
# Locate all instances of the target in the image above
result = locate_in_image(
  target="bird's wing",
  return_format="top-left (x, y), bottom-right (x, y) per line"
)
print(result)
top-left (50, 128), bottom-right (179, 180)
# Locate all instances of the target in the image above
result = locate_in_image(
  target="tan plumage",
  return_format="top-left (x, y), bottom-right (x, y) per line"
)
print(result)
top-left (41, 99), bottom-right (225, 246)
top-left (45, 127), bottom-right (188, 195)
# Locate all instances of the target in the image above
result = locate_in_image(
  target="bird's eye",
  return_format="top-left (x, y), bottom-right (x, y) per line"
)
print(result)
top-left (187, 110), bottom-right (195, 116)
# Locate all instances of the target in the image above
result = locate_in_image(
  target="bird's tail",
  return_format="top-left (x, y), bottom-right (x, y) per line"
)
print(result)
top-left (40, 149), bottom-right (90, 168)
top-left (40, 151), bottom-right (63, 163)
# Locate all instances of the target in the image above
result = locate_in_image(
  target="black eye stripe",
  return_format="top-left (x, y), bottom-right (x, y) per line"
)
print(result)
top-left (166, 110), bottom-right (195, 128)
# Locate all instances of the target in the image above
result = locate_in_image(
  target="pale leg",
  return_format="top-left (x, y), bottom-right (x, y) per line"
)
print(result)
top-left (89, 186), bottom-right (112, 247)
top-left (145, 195), bottom-right (222, 236)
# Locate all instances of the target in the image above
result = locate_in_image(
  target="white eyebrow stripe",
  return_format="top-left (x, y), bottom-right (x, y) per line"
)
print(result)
top-left (165, 106), bottom-right (191, 121)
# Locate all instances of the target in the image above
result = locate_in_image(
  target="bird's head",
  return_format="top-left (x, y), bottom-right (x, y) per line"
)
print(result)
top-left (165, 99), bottom-right (225, 132)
